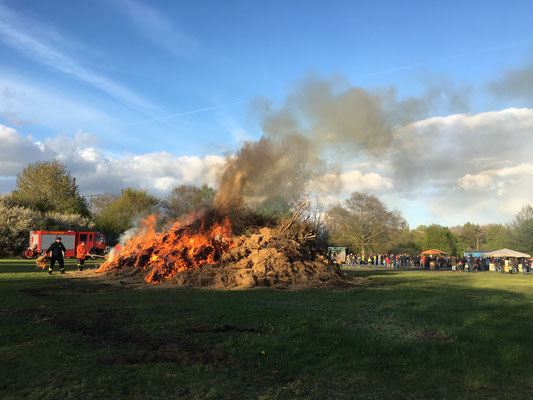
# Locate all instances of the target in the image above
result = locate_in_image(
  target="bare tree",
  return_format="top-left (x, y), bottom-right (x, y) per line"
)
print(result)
top-left (162, 184), bottom-right (215, 220)
top-left (325, 192), bottom-right (404, 257)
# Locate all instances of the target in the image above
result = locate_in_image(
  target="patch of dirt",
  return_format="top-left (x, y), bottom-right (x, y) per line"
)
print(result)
top-left (18, 288), bottom-right (48, 297)
top-left (416, 330), bottom-right (453, 342)
top-left (186, 324), bottom-right (277, 335)
top-left (99, 344), bottom-right (229, 366)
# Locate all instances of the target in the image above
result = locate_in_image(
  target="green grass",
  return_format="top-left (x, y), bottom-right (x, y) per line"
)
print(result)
top-left (2, 259), bottom-right (533, 399)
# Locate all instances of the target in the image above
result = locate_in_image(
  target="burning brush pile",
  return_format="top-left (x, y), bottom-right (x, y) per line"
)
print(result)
top-left (97, 207), bottom-right (348, 289)
top-left (97, 77), bottom-right (395, 289)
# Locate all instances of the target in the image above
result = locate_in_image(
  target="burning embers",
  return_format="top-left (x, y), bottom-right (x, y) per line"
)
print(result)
top-left (97, 214), bottom-right (235, 283)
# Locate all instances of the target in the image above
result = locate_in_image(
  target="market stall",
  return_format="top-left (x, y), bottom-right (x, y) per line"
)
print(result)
top-left (483, 248), bottom-right (531, 272)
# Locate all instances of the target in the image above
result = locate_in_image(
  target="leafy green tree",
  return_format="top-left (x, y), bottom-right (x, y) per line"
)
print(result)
top-left (484, 224), bottom-right (511, 250)
top-left (418, 224), bottom-right (459, 255)
top-left (412, 225), bottom-right (428, 252)
top-left (94, 188), bottom-right (160, 243)
top-left (451, 222), bottom-right (485, 252)
top-left (11, 161), bottom-right (90, 217)
top-left (387, 226), bottom-right (421, 255)
top-left (162, 184), bottom-right (215, 220)
top-left (508, 205), bottom-right (533, 254)
top-left (325, 192), bottom-right (404, 257)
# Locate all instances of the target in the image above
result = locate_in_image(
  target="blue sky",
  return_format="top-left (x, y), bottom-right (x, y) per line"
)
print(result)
top-left (1, 0), bottom-right (533, 227)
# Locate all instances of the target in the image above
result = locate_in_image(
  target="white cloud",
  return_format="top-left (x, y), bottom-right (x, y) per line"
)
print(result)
top-left (388, 108), bottom-right (533, 225)
top-left (341, 170), bottom-right (393, 192)
top-left (458, 173), bottom-right (494, 191)
top-left (391, 108), bottom-right (533, 189)
top-left (310, 170), bottom-right (392, 196)
top-left (0, 124), bottom-right (226, 196)
top-left (458, 164), bottom-right (533, 192)
top-left (0, 124), bottom-right (48, 175)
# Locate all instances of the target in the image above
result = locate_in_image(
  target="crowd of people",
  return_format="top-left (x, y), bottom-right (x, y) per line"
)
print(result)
top-left (345, 253), bottom-right (419, 268)
top-left (344, 253), bottom-right (532, 274)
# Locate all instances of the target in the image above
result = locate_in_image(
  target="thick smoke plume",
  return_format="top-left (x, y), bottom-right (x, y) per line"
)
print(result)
top-left (488, 62), bottom-right (533, 101)
top-left (215, 75), bottom-right (467, 208)
top-left (215, 76), bottom-right (391, 207)
top-left (215, 134), bottom-right (316, 207)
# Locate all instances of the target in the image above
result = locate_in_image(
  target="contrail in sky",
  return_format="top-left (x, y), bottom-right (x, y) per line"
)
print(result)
top-left (354, 39), bottom-right (533, 79)
top-left (0, 3), bottom-right (156, 114)
top-left (130, 100), bottom-right (245, 125)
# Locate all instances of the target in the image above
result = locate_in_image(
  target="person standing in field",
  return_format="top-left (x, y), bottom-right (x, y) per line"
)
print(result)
top-left (76, 241), bottom-right (89, 271)
top-left (424, 255), bottom-right (430, 270)
top-left (46, 236), bottom-right (66, 275)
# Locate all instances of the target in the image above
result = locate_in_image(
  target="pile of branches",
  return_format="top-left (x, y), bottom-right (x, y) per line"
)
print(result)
top-left (270, 202), bottom-right (320, 261)
top-left (99, 202), bottom-right (346, 289)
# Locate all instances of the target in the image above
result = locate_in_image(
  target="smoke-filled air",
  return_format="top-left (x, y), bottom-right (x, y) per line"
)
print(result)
top-left (215, 75), bottom-right (467, 208)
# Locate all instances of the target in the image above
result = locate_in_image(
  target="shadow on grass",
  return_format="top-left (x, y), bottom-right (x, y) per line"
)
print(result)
top-left (344, 269), bottom-right (403, 278)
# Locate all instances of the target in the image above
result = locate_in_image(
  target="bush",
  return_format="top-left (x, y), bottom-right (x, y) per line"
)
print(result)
top-left (0, 196), bottom-right (96, 257)
top-left (37, 212), bottom-right (95, 232)
top-left (0, 199), bottom-right (39, 256)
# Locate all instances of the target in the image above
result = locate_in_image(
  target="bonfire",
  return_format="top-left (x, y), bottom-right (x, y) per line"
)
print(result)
top-left (98, 211), bottom-right (235, 283)
top-left (97, 206), bottom-right (349, 289)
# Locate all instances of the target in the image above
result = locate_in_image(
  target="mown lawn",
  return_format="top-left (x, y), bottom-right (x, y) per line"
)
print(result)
top-left (1, 259), bottom-right (533, 399)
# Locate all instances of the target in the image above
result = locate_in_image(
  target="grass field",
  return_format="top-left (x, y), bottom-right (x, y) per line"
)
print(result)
top-left (2, 259), bottom-right (533, 399)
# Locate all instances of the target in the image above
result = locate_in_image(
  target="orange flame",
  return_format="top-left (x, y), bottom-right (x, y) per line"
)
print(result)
top-left (97, 215), bottom-right (234, 283)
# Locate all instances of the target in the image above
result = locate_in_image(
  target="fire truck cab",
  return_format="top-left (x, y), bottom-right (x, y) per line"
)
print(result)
top-left (23, 230), bottom-right (106, 259)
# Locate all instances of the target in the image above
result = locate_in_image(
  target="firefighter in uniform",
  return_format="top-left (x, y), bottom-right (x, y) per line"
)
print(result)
top-left (46, 236), bottom-right (67, 275)
top-left (76, 241), bottom-right (90, 271)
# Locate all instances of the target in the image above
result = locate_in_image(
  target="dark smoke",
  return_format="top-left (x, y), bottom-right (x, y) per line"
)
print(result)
top-left (488, 62), bottom-right (533, 101)
top-left (214, 75), bottom-right (471, 207)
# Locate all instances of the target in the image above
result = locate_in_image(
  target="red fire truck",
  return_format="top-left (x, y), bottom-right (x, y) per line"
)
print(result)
top-left (23, 230), bottom-right (107, 259)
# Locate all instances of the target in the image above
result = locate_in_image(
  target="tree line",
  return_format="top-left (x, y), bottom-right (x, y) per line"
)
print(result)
top-left (325, 193), bottom-right (533, 257)
top-left (1, 161), bottom-right (532, 257)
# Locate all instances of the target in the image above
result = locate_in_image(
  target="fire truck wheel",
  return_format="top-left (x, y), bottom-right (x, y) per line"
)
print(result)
top-left (22, 249), bottom-right (34, 259)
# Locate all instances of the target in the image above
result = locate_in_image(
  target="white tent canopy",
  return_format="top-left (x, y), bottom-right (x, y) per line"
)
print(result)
top-left (482, 248), bottom-right (531, 258)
